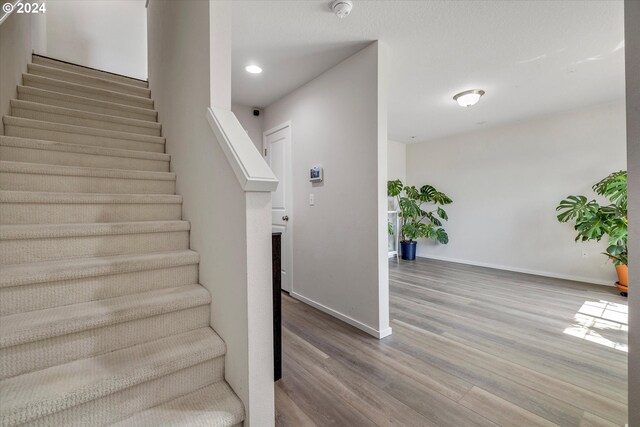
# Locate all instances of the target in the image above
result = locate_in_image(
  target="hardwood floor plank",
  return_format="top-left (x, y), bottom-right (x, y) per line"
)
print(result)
top-left (280, 353), bottom-right (378, 426)
top-left (275, 258), bottom-right (628, 426)
top-left (390, 284), bottom-right (628, 388)
top-left (275, 381), bottom-right (319, 427)
top-left (390, 279), bottom-right (628, 356)
top-left (283, 299), bottom-right (473, 400)
top-left (282, 327), bottom-right (438, 427)
top-left (282, 327), bottom-right (330, 361)
top-left (579, 412), bottom-right (623, 427)
top-left (282, 300), bottom-right (499, 427)
top-left (388, 321), bottom-right (587, 427)
top-left (390, 317), bottom-right (627, 426)
top-left (390, 296), bottom-right (628, 388)
top-left (389, 291), bottom-right (627, 370)
top-left (389, 293), bottom-right (626, 371)
top-left (459, 386), bottom-right (560, 427)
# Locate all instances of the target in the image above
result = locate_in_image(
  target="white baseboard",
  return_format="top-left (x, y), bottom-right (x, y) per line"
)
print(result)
top-left (377, 326), bottom-right (393, 339)
top-left (414, 254), bottom-right (616, 287)
top-left (290, 291), bottom-right (392, 339)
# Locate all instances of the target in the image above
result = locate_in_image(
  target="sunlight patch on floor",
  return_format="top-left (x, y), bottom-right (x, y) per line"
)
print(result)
top-left (563, 300), bottom-right (628, 352)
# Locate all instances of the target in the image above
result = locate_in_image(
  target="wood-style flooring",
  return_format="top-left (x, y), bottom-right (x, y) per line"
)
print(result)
top-left (275, 257), bottom-right (628, 427)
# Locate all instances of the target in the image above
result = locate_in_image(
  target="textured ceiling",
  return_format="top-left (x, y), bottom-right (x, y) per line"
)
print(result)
top-left (231, 0), bottom-right (625, 143)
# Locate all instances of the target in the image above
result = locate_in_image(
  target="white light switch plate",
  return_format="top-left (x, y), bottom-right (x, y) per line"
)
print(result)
top-left (309, 194), bottom-right (315, 206)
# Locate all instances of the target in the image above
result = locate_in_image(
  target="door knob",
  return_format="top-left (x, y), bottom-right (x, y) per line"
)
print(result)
top-left (282, 215), bottom-right (289, 221)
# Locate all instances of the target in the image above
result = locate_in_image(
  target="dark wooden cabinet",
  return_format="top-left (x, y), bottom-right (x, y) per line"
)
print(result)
top-left (272, 232), bottom-right (282, 381)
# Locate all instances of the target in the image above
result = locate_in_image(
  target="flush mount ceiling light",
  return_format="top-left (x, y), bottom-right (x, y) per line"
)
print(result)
top-left (453, 89), bottom-right (485, 107)
top-left (330, 0), bottom-right (353, 19)
top-left (245, 65), bottom-right (263, 74)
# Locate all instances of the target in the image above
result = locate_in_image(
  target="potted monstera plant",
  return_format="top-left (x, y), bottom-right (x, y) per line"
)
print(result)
top-left (388, 179), bottom-right (453, 260)
top-left (556, 171), bottom-right (628, 296)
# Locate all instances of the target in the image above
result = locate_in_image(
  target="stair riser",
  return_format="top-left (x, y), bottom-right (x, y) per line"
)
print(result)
top-left (0, 264), bottom-right (198, 316)
top-left (28, 66), bottom-right (151, 98)
top-left (1, 231), bottom-right (190, 264)
top-left (11, 106), bottom-right (161, 136)
top-left (0, 202), bottom-right (182, 225)
top-left (4, 124), bottom-right (165, 153)
top-left (18, 88), bottom-right (157, 122)
top-left (23, 78), bottom-right (153, 110)
top-left (0, 145), bottom-right (169, 172)
top-left (32, 56), bottom-right (149, 89)
top-left (113, 383), bottom-right (245, 427)
top-left (0, 306), bottom-right (209, 379)
top-left (0, 172), bottom-right (176, 194)
top-left (3, 358), bottom-right (223, 427)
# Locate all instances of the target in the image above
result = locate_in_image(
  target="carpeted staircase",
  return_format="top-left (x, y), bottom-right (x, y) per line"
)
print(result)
top-left (0, 55), bottom-right (245, 426)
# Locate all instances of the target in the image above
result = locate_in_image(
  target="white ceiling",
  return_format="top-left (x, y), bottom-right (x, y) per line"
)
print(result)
top-left (231, 0), bottom-right (625, 143)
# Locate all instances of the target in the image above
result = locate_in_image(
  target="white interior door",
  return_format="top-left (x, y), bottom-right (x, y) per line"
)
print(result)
top-left (264, 123), bottom-right (292, 292)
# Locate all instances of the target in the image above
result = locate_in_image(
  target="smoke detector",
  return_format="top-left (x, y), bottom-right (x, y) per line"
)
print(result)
top-left (330, 0), bottom-right (353, 19)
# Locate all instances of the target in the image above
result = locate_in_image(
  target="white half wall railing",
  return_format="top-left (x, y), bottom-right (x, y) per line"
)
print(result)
top-left (205, 106), bottom-right (278, 425)
top-left (206, 107), bottom-right (278, 192)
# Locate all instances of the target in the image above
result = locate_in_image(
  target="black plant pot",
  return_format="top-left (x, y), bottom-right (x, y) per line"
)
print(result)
top-left (400, 241), bottom-right (417, 260)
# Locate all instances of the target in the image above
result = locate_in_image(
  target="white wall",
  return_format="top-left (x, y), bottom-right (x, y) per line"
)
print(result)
top-left (232, 103), bottom-right (264, 151)
top-left (35, 0), bottom-right (147, 79)
top-left (147, 1), bottom-right (274, 424)
top-left (406, 101), bottom-right (627, 285)
top-left (387, 139), bottom-right (406, 181)
top-left (625, 0), bottom-right (640, 424)
top-left (0, 10), bottom-right (33, 134)
top-left (264, 42), bottom-right (390, 338)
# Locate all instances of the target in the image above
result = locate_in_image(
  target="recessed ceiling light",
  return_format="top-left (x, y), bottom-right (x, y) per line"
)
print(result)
top-left (453, 89), bottom-right (485, 107)
top-left (245, 65), bottom-right (263, 74)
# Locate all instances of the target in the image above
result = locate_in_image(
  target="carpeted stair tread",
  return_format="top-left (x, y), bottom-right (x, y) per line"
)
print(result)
top-left (0, 190), bottom-right (182, 205)
top-left (0, 250), bottom-right (199, 288)
top-left (32, 55), bottom-right (149, 89)
top-left (3, 117), bottom-right (165, 145)
top-left (0, 136), bottom-right (168, 161)
top-left (0, 190), bottom-right (183, 224)
top-left (0, 161), bottom-right (175, 181)
top-left (1, 220), bottom-right (189, 240)
top-left (11, 99), bottom-right (162, 136)
top-left (0, 135), bottom-right (169, 171)
top-left (0, 284), bottom-right (211, 348)
top-left (0, 160), bottom-right (177, 194)
top-left (112, 382), bottom-right (245, 427)
top-left (27, 63), bottom-right (151, 98)
top-left (17, 85), bottom-right (157, 122)
top-left (3, 116), bottom-right (165, 153)
top-left (23, 73), bottom-right (154, 109)
top-left (1, 221), bottom-right (190, 265)
top-left (0, 328), bottom-right (225, 426)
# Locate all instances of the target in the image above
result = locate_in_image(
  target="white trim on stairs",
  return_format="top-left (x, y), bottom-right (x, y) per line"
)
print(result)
top-left (206, 107), bottom-right (278, 192)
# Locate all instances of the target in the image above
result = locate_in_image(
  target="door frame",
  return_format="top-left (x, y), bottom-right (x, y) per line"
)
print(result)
top-left (263, 121), bottom-right (293, 293)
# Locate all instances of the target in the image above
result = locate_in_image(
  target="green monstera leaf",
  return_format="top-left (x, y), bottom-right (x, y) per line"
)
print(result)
top-left (556, 196), bottom-right (599, 223)
top-left (388, 179), bottom-right (453, 244)
top-left (574, 214), bottom-right (607, 241)
top-left (593, 170), bottom-right (627, 208)
top-left (556, 171), bottom-right (628, 266)
top-left (437, 207), bottom-right (448, 221)
top-left (387, 179), bottom-right (403, 197)
top-left (434, 228), bottom-right (449, 244)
